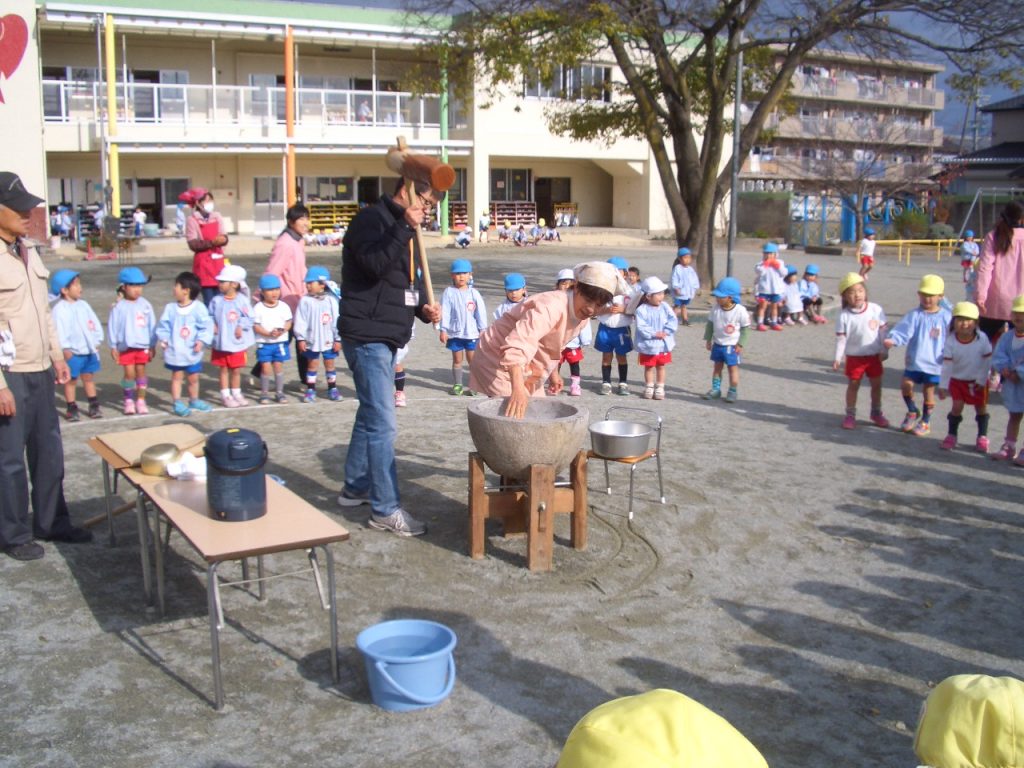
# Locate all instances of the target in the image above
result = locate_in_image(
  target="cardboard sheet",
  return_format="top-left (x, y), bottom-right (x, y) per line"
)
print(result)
top-left (94, 424), bottom-right (206, 468)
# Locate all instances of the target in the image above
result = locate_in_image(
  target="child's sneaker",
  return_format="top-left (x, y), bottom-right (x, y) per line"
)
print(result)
top-left (975, 436), bottom-right (989, 453)
top-left (724, 387), bottom-right (738, 403)
top-left (988, 370), bottom-right (1001, 393)
top-left (568, 381), bottom-right (582, 397)
top-left (64, 403), bottom-right (81, 422)
top-left (189, 398), bottom-right (213, 412)
top-left (135, 398), bottom-right (149, 415)
top-left (653, 385), bottom-right (665, 400)
top-left (462, 388), bottom-right (475, 397)
top-left (222, 393), bottom-right (241, 408)
top-left (899, 413), bottom-right (918, 432)
top-left (173, 399), bottom-right (191, 417)
top-left (911, 421), bottom-right (931, 437)
top-left (303, 389), bottom-right (316, 403)
top-left (783, 316), bottom-right (795, 326)
top-left (274, 393), bottom-right (289, 404)
top-left (449, 384), bottom-right (463, 396)
top-left (992, 441), bottom-right (1016, 460)
top-left (770, 322), bottom-right (784, 331)
top-left (642, 385), bottom-right (654, 400)
top-left (702, 387), bottom-right (721, 400)
top-left (599, 382), bottom-right (612, 395)
top-left (869, 412), bottom-right (890, 428)
top-left (258, 395), bottom-right (272, 405)
top-left (617, 382), bottom-right (629, 396)
top-left (327, 387), bottom-right (341, 401)
top-left (841, 414), bottom-right (856, 430)
top-left (814, 315), bottom-right (828, 324)
top-left (394, 390), bottom-right (407, 407)
top-left (796, 315), bottom-right (808, 326)
top-left (939, 435), bottom-right (956, 450)
top-left (87, 402), bottom-right (102, 419)
top-left (756, 323), bottom-right (768, 332)
top-left (123, 398), bottom-right (136, 415)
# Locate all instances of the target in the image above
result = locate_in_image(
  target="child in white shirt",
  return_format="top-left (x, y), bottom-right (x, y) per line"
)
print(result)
top-left (938, 301), bottom-right (992, 452)
top-left (833, 273), bottom-right (889, 430)
top-left (439, 258), bottom-right (487, 395)
top-left (633, 276), bottom-right (678, 400)
top-left (753, 242), bottom-right (787, 331)
top-left (293, 265), bottom-right (341, 402)
top-left (858, 227), bottom-right (877, 279)
top-left (552, 268), bottom-right (592, 396)
top-left (702, 277), bottom-right (750, 403)
top-left (252, 273), bottom-right (294, 404)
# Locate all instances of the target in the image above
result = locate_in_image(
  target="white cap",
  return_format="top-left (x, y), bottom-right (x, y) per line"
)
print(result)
top-left (215, 264), bottom-right (247, 283)
top-left (556, 268), bottom-right (575, 282)
top-left (640, 275), bottom-right (668, 294)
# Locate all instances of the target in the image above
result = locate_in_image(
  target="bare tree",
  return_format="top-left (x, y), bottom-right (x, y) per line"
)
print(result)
top-left (403, 0), bottom-right (1024, 282)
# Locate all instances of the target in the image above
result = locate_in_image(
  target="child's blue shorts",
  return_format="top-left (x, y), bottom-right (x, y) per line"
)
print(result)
top-left (165, 362), bottom-right (204, 375)
top-left (757, 292), bottom-right (783, 304)
top-left (673, 297), bottom-right (692, 307)
top-left (903, 369), bottom-right (941, 386)
top-left (257, 342), bottom-right (292, 364)
top-left (446, 338), bottom-right (478, 352)
top-left (67, 353), bottom-right (100, 380)
top-left (594, 325), bottom-right (633, 355)
top-left (710, 343), bottom-right (741, 367)
top-left (302, 349), bottom-right (339, 361)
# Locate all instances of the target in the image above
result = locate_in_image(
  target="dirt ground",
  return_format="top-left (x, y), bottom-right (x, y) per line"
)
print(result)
top-left (0, 235), bottom-right (1021, 768)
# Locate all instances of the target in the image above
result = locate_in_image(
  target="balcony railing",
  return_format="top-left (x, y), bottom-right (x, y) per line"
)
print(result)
top-left (765, 114), bottom-right (939, 145)
top-left (788, 73), bottom-right (943, 109)
top-left (42, 80), bottom-right (450, 130)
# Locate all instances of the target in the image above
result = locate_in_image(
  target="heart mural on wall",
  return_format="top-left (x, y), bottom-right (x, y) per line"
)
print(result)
top-left (0, 14), bottom-right (29, 104)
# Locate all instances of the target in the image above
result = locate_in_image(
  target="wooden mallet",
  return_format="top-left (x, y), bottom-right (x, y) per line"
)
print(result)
top-left (385, 136), bottom-right (456, 305)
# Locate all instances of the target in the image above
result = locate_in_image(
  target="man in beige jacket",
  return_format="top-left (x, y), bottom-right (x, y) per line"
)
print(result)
top-left (0, 172), bottom-right (90, 561)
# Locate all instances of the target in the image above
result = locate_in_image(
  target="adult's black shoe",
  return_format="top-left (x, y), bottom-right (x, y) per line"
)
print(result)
top-left (6, 542), bottom-right (45, 561)
top-left (38, 527), bottom-right (94, 544)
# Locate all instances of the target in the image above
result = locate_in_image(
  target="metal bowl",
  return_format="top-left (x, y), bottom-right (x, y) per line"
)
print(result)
top-left (589, 420), bottom-right (652, 459)
top-left (140, 443), bottom-right (183, 476)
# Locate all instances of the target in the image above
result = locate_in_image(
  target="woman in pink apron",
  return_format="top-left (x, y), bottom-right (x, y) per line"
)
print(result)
top-left (182, 188), bottom-right (229, 306)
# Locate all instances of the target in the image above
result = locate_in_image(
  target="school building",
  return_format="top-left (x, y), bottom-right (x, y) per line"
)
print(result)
top-left (2, 0), bottom-right (680, 241)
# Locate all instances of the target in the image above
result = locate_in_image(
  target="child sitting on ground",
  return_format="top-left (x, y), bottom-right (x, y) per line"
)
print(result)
top-left (439, 258), bottom-right (487, 395)
top-left (782, 266), bottom-right (805, 326)
top-left (938, 301), bottom-right (992, 452)
top-left (702, 277), bottom-right (750, 403)
top-left (209, 264), bottom-right (255, 407)
top-left (252, 273), bottom-right (293, 404)
top-left (833, 273), bottom-right (889, 430)
top-left (883, 274), bottom-right (951, 436)
top-left (51, 269), bottom-right (104, 421)
top-left (670, 247), bottom-right (700, 326)
top-left (155, 271), bottom-right (214, 417)
top-left (293, 265), bottom-right (342, 402)
top-left (107, 266), bottom-right (156, 415)
top-left (633, 276), bottom-right (678, 400)
top-left (799, 264), bottom-right (827, 323)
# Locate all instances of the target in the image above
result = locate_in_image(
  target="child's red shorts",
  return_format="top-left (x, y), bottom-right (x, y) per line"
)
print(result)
top-left (949, 378), bottom-right (988, 407)
top-left (211, 349), bottom-right (247, 368)
top-left (117, 348), bottom-right (150, 365)
top-left (638, 352), bottom-right (672, 367)
top-left (845, 354), bottom-right (883, 380)
top-left (560, 347), bottom-right (584, 365)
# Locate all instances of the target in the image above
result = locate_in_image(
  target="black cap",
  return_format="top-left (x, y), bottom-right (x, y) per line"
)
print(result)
top-left (0, 172), bottom-right (44, 211)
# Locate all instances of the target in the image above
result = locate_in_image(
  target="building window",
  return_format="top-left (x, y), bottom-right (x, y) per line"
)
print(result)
top-left (446, 168), bottom-right (468, 203)
top-left (524, 64), bottom-right (612, 103)
top-left (491, 169), bottom-right (532, 201)
top-left (255, 177), bottom-right (284, 204)
top-left (303, 177), bottom-right (355, 202)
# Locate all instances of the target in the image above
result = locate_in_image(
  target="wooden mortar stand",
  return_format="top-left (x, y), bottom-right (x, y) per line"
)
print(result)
top-left (468, 450), bottom-right (588, 572)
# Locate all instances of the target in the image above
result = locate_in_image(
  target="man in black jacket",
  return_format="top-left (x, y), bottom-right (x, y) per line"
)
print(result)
top-left (336, 180), bottom-right (441, 536)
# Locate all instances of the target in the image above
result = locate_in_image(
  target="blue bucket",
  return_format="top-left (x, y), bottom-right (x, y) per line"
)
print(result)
top-left (356, 619), bottom-right (457, 712)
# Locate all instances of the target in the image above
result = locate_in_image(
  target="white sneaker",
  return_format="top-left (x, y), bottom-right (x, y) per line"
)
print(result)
top-left (368, 507), bottom-right (426, 537)
top-left (617, 382), bottom-right (629, 396)
top-left (599, 382), bottom-right (612, 395)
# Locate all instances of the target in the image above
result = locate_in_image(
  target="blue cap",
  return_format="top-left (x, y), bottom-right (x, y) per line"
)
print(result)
top-left (762, 242), bottom-right (779, 254)
top-left (965, 230), bottom-right (974, 238)
top-left (504, 273), bottom-right (526, 291)
top-left (607, 256), bottom-right (629, 271)
top-left (304, 265), bottom-right (330, 283)
top-left (451, 258), bottom-right (472, 274)
top-left (711, 277), bottom-right (742, 301)
top-left (804, 264), bottom-right (820, 276)
top-left (258, 273), bottom-right (281, 291)
top-left (118, 266), bottom-right (150, 285)
top-left (50, 269), bottom-right (79, 295)
top-left (864, 227), bottom-right (875, 236)
top-left (677, 247), bottom-right (691, 257)
top-left (786, 265), bottom-right (798, 276)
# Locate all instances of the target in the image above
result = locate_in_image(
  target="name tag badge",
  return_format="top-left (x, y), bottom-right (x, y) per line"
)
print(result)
top-left (404, 289), bottom-right (419, 307)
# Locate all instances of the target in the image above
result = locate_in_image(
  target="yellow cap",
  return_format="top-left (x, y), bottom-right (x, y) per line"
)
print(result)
top-left (914, 675), bottom-right (1024, 768)
top-left (1013, 294), bottom-right (1024, 313)
top-left (951, 301), bottom-right (979, 320)
top-left (557, 689), bottom-right (769, 768)
top-left (538, 217), bottom-right (546, 227)
top-left (838, 272), bottom-right (864, 295)
top-left (505, 219), bottom-right (511, 228)
top-left (918, 274), bottom-right (945, 295)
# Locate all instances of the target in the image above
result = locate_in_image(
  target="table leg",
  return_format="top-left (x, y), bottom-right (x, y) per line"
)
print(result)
top-left (153, 506), bottom-right (166, 618)
top-left (101, 459), bottom-right (116, 546)
top-left (207, 561), bottom-right (224, 710)
top-left (308, 549), bottom-right (327, 608)
top-left (322, 545), bottom-right (339, 684)
top-left (256, 556), bottom-right (266, 601)
top-left (134, 490), bottom-right (152, 605)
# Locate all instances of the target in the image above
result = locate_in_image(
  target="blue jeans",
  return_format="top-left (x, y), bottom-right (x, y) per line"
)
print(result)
top-left (342, 341), bottom-right (399, 516)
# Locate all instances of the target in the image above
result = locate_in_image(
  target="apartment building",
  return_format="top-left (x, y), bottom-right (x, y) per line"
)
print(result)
top-left (740, 49), bottom-right (944, 197)
top-left (3, 0), bottom-right (673, 241)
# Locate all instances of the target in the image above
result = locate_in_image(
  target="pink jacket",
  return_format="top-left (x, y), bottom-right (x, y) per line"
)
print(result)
top-left (469, 290), bottom-right (587, 397)
top-left (976, 228), bottom-right (1024, 321)
top-left (265, 229), bottom-right (307, 313)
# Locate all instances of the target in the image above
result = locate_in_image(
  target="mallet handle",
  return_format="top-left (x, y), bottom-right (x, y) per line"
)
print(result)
top-left (406, 178), bottom-right (434, 306)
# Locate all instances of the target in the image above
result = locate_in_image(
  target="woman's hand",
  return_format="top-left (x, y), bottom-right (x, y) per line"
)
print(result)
top-left (503, 382), bottom-right (531, 419)
top-left (546, 371), bottom-right (564, 395)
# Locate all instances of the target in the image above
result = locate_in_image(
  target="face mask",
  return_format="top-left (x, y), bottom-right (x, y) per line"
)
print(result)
top-left (202, 202), bottom-right (215, 214)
